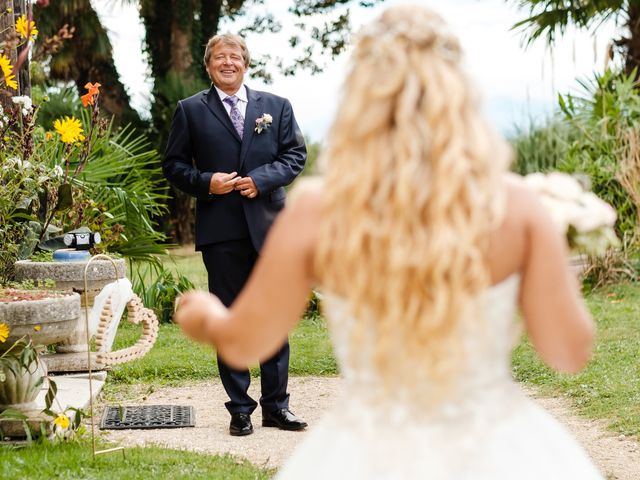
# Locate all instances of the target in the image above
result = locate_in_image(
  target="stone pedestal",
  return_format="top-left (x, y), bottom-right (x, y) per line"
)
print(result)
top-left (14, 259), bottom-right (126, 357)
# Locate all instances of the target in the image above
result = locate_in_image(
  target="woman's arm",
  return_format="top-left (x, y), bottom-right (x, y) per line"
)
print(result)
top-left (175, 184), bottom-right (320, 368)
top-left (517, 186), bottom-right (595, 373)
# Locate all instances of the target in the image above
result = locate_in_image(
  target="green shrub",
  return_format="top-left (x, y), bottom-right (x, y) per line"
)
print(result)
top-left (132, 264), bottom-right (194, 323)
top-left (510, 117), bottom-right (574, 175)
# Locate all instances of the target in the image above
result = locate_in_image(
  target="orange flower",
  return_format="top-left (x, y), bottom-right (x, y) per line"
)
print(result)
top-left (80, 93), bottom-right (93, 107)
top-left (81, 82), bottom-right (101, 107)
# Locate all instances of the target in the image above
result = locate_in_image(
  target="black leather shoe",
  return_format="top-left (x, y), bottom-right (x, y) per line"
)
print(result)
top-left (262, 408), bottom-right (308, 431)
top-left (230, 413), bottom-right (253, 436)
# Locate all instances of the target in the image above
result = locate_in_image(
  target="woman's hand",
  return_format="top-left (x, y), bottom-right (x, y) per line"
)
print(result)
top-left (174, 290), bottom-right (230, 345)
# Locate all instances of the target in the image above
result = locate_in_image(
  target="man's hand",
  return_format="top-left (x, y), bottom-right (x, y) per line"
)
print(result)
top-left (235, 176), bottom-right (258, 198)
top-left (209, 171), bottom-right (239, 194)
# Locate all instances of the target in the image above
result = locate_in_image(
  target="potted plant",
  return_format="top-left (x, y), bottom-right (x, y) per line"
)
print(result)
top-left (0, 335), bottom-right (46, 414)
top-left (0, 321), bottom-right (82, 440)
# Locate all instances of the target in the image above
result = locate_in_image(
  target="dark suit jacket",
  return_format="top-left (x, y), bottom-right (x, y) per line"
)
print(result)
top-left (163, 85), bottom-right (307, 252)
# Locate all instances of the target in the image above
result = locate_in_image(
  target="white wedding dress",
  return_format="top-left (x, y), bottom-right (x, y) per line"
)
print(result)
top-left (277, 274), bottom-right (603, 479)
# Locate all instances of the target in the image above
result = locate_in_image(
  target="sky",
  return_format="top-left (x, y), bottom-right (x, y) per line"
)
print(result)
top-left (93, 0), bottom-right (619, 141)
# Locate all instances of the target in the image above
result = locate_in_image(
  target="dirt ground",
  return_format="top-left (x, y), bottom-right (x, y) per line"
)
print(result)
top-left (100, 377), bottom-right (640, 478)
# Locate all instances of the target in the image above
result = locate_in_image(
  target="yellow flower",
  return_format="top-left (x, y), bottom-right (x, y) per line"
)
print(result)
top-left (15, 15), bottom-right (38, 40)
top-left (33, 325), bottom-right (41, 332)
top-left (45, 132), bottom-right (53, 141)
top-left (0, 54), bottom-right (17, 90)
top-left (53, 414), bottom-right (70, 430)
top-left (0, 323), bottom-right (9, 343)
top-left (4, 73), bottom-right (17, 90)
top-left (53, 117), bottom-right (85, 144)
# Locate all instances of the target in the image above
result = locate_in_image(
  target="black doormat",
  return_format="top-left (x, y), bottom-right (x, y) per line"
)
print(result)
top-left (99, 405), bottom-right (195, 430)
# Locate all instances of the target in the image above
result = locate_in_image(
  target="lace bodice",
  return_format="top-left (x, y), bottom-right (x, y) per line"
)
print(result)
top-left (322, 274), bottom-right (522, 417)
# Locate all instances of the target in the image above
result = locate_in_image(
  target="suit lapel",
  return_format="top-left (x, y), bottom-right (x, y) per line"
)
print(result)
top-left (202, 86), bottom-right (242, 142)
top-left (239, 87), bottom-right (262, 170)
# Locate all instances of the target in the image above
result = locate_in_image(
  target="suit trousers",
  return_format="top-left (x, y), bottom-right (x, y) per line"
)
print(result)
top-left (201, 238), bottom-right (290, 415)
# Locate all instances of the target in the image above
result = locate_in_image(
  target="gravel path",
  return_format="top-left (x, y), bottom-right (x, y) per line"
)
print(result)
top-left (100, 377), bottom-right (639, 478)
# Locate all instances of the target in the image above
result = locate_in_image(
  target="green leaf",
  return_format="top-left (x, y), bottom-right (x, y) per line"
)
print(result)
top-left (55, 183), bottom-right (73, 211)
top-left (45, 378), bottom-right (58, 411)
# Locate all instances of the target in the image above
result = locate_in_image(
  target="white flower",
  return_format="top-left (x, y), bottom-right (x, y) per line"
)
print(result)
top-left (52, 165), bottom-right (64, 178)
top-left (524, 171), bottom-right (620, 256)
top-left (12, 95), bottom-right (33, 116)
top-left (254, 113), bottom-right (273, 134)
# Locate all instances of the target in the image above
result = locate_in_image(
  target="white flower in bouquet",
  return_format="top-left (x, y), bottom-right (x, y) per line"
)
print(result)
top-left (523, 172), bottom-right (620, 256)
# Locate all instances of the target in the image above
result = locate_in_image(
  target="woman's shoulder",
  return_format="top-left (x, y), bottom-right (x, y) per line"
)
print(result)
top-left (503, 173), bottom-right (550, 226)
top-left (287, 176), bottom-right (323, 209)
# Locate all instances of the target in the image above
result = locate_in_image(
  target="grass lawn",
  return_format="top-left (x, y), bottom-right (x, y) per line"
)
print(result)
top-left (512, 282), bottom-right (640, 437)
top-left (0, 441), bottom-right (271, 479)
top-left (107, 314), bottom-right (336, 389)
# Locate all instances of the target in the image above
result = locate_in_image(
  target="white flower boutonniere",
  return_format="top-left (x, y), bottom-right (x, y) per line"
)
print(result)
top-left (255, 113), bottom-right (273, 134)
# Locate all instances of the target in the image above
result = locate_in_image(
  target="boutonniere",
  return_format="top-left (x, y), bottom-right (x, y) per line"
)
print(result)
top-left (254, 113), bottom-right (273, 134)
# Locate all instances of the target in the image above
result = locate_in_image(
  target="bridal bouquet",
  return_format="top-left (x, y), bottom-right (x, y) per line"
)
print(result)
top-left (523, 172), bottom-right (620, 256)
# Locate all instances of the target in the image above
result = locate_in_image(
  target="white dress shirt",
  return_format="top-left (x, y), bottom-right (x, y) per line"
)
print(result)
top-left (215, 84), bottom-right (248, 119)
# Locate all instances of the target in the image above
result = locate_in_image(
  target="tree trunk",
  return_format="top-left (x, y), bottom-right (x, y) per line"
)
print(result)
top-left (13, 0), bottom-right (30, 98)
top-left (625, 4), bottom-right (640, 79)
top-left (170, 2), bottom-right (193, 76)
top-left (0, 0), bottom-right (16, 109)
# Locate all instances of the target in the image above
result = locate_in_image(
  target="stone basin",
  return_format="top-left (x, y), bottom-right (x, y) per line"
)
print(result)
top-left (14, 258), bottom-right (126, 293)
top-left (0, 292), bottom-right (81, 350)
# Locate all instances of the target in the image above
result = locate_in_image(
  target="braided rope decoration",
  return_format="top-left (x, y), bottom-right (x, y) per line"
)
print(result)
top-left (94, 294), bottom-right (159, 367)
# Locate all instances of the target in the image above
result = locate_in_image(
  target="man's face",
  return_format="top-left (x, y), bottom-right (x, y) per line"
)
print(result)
top-left (208, 43), bottom-right (248, 94)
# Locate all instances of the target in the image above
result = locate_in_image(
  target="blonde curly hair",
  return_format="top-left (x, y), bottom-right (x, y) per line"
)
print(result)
top-left (314, 6), bottom-right (511, 401)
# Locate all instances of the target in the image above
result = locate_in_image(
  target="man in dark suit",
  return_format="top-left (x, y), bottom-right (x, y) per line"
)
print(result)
top-left (163, 33), bottom-right (307, 436)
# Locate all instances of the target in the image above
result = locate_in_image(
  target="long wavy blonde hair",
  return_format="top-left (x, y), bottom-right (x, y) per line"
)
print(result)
top-left (314, 6), bottom-right (511, 401)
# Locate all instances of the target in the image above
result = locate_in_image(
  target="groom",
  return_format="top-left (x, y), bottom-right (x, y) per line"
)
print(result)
top-left (163, 33), bottom-right (307, 436)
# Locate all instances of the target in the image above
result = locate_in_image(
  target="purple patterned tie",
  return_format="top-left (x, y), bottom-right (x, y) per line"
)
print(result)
top-left (223, 95), bottom-right (244, 138)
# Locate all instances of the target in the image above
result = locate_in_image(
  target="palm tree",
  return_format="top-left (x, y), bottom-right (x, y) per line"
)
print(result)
top-left (512, 1), bottom-right (640, 78)
top-left (34, 0), bottom-right (141, 126)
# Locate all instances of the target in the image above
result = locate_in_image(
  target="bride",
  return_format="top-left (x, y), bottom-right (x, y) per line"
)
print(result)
top-left (175, 6), bottom-right (603, 479)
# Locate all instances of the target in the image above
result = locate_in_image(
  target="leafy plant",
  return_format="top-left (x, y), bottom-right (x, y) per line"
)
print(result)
top-left (510, 69), bottom-right (640, 283)
top-left (132, 264), bottom-right (194, 324)
top-left (0, 80), bottom-right (170, 282)
top-left (509, 117), bottom-right (574, 175)
top-left (556, 70), bottom-right (640, 244)
top-left (0, 326), bottom-right (85, 442)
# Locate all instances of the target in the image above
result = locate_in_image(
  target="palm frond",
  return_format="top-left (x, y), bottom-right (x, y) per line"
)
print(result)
top-left (513, 0), bottom-right (625, 47)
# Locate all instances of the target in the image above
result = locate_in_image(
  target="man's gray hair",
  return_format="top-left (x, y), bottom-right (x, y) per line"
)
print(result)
top-left (203, 33), bottom-right (251, 67)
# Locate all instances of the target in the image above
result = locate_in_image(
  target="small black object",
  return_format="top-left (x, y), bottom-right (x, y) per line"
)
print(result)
top-left (99, 405), bottom-right (195, 430)
top-left (63, 229), bottom-right (101, 250)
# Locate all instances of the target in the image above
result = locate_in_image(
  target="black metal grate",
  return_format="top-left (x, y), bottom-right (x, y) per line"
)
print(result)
top-left (99, 405), bottom-right (195, 430)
